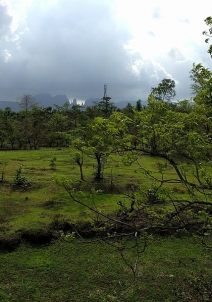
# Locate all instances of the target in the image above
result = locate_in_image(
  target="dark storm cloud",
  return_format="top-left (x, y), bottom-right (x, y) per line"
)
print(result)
top-left (0, 0), bottom-right (209, 104)
top-left (0, 3), bottom-right (17, 100)
top-left (1, 0), bottom-right (142, 102)
top-left (0, 0), bottom-right (175, 103)
top-left (0, 3), bottom-right (12, 64)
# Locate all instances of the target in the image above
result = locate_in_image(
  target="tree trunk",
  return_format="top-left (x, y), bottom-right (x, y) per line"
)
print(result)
top-left (95, 153), bottom-right (103, 181)
top-left (79, 164), bottom-right (84, 181)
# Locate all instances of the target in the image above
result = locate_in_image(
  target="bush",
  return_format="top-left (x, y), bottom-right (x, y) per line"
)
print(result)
top-left (13, 165), bottom-right (29, 187)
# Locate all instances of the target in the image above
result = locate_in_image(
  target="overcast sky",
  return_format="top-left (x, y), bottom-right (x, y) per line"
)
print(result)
top-left (0, 0), bottom-right (211, 103)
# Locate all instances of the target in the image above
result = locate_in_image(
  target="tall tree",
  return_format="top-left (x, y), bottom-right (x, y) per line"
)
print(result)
top-left (98, 84), bottom-right (115, 118)
top-left (190, 63), bottom-right (212, 106)
top-left (135, 99), bottom-right (142, 111)
top-left (71, 116), bottom-right (118, 181)
top-left (151, 78), bottom-right (176, 102)
top-left (17, 94), bottom-right (38, 113)
top-left (17, 94), bottom-right (39, 149)
top-left (86, 117), bottom-right (114, 181)
top-left (98, 96), bottom-right (116, 118)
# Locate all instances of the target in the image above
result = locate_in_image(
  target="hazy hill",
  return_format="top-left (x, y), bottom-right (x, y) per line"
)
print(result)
top-left (0, 94), bottom-right (70, 111)
top-left (84, 98), bottom-right (101, 107)
top-left (34, 93), bottom-right (69, 107)
top-left (0, 93), bottom-right (147, 111)
top-left (0, 101), bottom-right (20, 111)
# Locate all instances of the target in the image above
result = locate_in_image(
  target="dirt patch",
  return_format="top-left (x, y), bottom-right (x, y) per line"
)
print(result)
top-left (21, 229), bottom-right (53, 245)
top-left (0, 237), bottom-right (21, 252)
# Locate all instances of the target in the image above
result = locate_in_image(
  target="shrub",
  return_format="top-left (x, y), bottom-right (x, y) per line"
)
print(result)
top-left (13, 165), bottom-right (29, 187)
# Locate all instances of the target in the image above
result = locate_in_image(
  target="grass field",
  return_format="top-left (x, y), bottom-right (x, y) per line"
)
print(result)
top-left (0, 236), bottom-right (212, 301)
top-left (1, 148), bottom-right (212, 301)
top-left (0, 147), bottom-right (185, 237)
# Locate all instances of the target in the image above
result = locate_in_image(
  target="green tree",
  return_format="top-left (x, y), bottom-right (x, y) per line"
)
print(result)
top-left (30, 107), bottom-right (49, 149)
top-left (62, 95), bottom-right (212, 282)
top-left (135, 99), bottom-right (142, 111)
top-left (59, 16), bottom-right (212, 282)
top-left (175, 99), bottom-right (193, 113)
top-left (0, 108), bottom-right (18, 148)
top-left (85, 105), bottom-right (102, 120)
top-left (190, 63), bottom-right (212, 106)
top-left (17, 94), bottom-right (39, 149)
top-left (17, 94), bottom-right (38, 113)
top-left (134, 94), bottom-right (171, 154)
top-left (203, 16), bottom-right (212, 57)
top-left (71, 116), bottom-right (119, 181)
top-left (86, 117), bottom-right (115, 180)
top-left (69, 104), bottom-right (84, 128)
top-left (151, 78), bottom-right (176, 102)
top-left (47, 112), bottom-right (70, 147)
top-left (98, 96), bottom-right (116, 118)
top-left (122, 102), bottom-right (134, 117)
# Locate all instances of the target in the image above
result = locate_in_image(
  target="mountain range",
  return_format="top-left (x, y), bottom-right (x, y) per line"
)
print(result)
top-left (0, 93), bottom-right (146, 111)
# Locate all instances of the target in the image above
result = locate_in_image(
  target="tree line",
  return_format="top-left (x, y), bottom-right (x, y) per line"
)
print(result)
top-left (0, 75), bottom-right (183, 150)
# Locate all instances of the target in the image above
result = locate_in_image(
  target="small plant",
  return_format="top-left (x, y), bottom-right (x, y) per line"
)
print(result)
top-left (50, 157), bottom-right (57, 170)
top-left (13, 165), bottom-right (29, 187)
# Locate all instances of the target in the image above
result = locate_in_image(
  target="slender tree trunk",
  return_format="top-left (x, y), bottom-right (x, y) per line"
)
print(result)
top-left (95, 153), bottom-right (102, 181)
top-left (79, 164), bottom-right (84, 181)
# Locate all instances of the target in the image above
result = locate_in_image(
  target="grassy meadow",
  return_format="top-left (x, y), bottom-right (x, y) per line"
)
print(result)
top-left (0, 148), bottom-right (118, 235)
top-left (0, 236), bottom-right (212, 301)
top-left (0, 148), bottom-right (212, 301)
top-left (0, 147), bottom-right (184, 237)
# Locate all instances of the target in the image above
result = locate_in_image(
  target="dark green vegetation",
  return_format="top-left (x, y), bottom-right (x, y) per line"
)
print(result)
top-left (0, 237), bottom-right (212, 301)
top-left (0, 16), bottom-right (212, 302)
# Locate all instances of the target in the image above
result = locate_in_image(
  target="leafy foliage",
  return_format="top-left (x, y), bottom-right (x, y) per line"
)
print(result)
top-left (13, 165), bottom-right (29, 187)
top-left (151, 78), bottom-right (176, 102)
top-left (203, 16), bottom-right (212, 57)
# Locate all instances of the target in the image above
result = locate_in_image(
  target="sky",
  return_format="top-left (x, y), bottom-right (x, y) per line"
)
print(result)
top-left (0, 0), bottom-right (211, 104)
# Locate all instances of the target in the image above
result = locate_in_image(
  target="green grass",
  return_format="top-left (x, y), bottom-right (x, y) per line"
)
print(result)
top-left (0, 236), bottom-right (211, 301)
top-left (0, 149), bottom-right (156, 235)
top-left (0, 148), bottom-right (208, 236)
top-left (1, 149), bottom-right (212, 301)
top-left (0, 149), bottom-right (102, 235)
